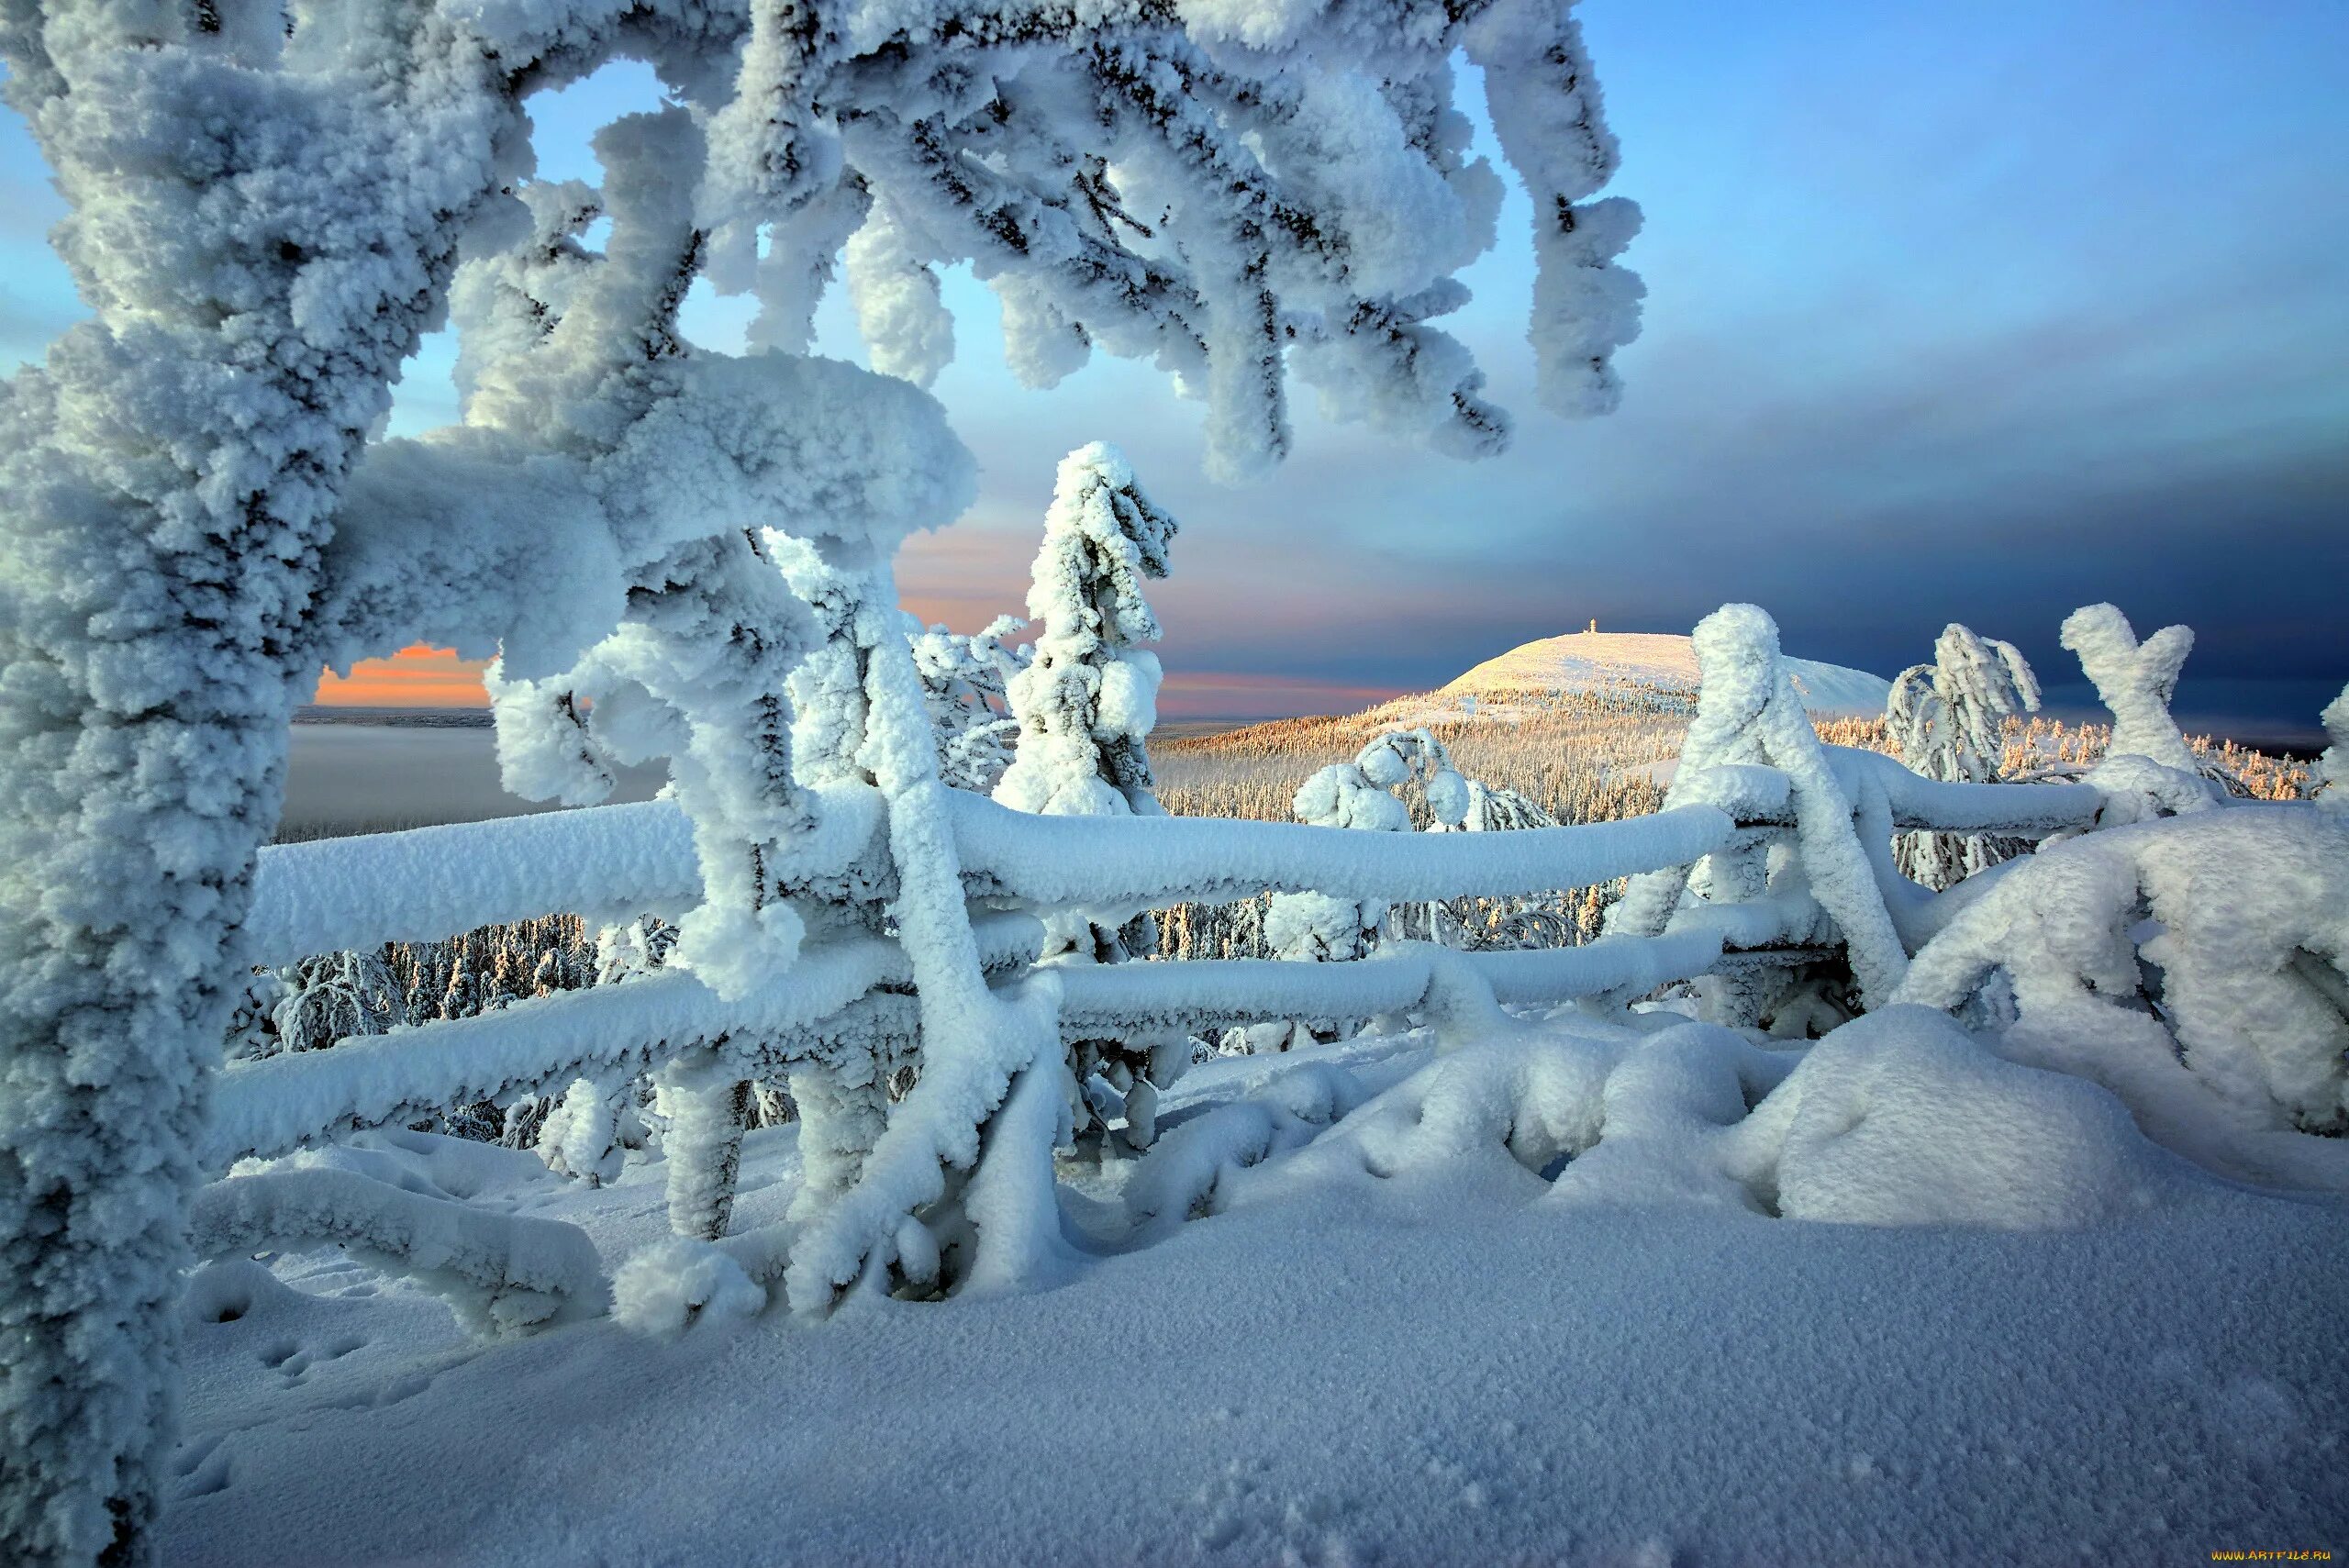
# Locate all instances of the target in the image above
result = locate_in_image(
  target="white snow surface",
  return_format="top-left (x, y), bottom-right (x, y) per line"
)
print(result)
top-left (160, 1009), bottom-right (2348, 1565)
top-left (1434, 630), bottom-right (1891, 716)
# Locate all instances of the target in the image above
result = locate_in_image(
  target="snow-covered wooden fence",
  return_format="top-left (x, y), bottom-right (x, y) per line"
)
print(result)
top-left (217, 714), bottom-right (2106, 1276)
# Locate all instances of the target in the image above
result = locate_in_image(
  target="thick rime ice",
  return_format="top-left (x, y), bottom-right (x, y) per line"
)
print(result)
top-left (0, 4), bottom-right (569, 1553)
top-left (694, 0), bottom-right (1641, 480)
top-left (2058, 604), bottom-right (2203, 774)
top-left (1887, 624), bottom-right (2041, 890)
top-left (1899, 804), bottom-right (2349, 1184)
top-left (1608, 606), bottom-right (1910, 1010)
top-left (1464, 0), bottom-right (1645, 418)
top-left (17, 0), bottom-right (2336, 1555)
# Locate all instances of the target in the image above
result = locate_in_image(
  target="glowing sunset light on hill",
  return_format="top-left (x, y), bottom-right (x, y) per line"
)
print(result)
top-left (311, 646), bottom-right (489, 706)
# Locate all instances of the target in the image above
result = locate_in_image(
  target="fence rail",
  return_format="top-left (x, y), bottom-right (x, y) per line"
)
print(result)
top-left (223, 750), bottom-right (2095, 1207)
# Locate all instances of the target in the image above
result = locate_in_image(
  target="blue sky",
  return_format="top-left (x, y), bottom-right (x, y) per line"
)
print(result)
top-left (4, 0), bottom-right (2343, 737)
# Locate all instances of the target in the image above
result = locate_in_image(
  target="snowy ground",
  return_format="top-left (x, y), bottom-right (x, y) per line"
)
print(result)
top-left (166, 1018), bottom-right (2348, 1567)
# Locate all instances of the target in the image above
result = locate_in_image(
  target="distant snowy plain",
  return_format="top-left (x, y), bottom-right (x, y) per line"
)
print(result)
top-left (281, 723), bottom-right (666, 840)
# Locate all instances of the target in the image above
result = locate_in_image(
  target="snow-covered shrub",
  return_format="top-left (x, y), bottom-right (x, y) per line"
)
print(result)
top-left (1887, 624), bottom-right (2042, 889)
top-left (910, 615), bottom-right (1028, 794)
top-left (1178, 1008), bottom-right (2176, 1236)
top-left (1898, 804), bottom-right (2349, 1184)
top-left (2313, 684), bottom-right (2348, 813)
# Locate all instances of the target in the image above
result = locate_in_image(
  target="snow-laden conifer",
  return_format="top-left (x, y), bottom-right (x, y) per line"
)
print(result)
top-left (1887, 624), bottom-right (2042, 889)
top-left (996, 444), bottom-right (1178, 826)
top-left (996, 444), bottom-right (1182, 1140)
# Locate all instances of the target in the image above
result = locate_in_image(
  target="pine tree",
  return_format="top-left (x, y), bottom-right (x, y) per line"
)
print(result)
top-left (1887, 623), bottom-right (2042, 889)
top-left (994, 444), bottom-right (1185, 1143)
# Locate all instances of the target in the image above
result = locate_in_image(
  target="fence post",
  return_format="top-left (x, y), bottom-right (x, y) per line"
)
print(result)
top-left (1608, 605), bottom-right (1909, 1018)
top-left (662, 1052), bottom-right (754, 1240)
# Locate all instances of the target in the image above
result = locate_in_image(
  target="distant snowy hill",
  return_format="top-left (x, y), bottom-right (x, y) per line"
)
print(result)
top-left (1433, 630), bottom-right (1889, 717)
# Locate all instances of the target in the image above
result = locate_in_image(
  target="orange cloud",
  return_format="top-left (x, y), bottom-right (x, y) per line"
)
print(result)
top-left (311, 646), bottom-right (489, 707)
top-left (306, 641), bottom-right (1397, 722)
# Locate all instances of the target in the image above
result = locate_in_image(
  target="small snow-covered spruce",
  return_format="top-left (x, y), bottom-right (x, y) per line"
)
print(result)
top-left (1887, 624), bottom-right (2042, 890)
top-left (996, 444), bottom-right (1182, 1143)
top-left (996, 444), bottom-right (1177, 828)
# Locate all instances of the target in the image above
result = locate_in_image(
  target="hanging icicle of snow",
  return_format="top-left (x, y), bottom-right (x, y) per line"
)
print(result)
top-left (1464, 0), bottom-right (1646, 417)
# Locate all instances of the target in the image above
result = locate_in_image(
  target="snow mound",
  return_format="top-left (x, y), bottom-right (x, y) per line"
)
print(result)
top-left (1434, 630), bottom-right (1890, 716)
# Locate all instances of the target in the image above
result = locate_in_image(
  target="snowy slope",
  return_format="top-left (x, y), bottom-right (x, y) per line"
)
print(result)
top-left (1438, 630), bottom-right (1889, 716)
top-left (162, 1013), bottom-right (2349, 1567)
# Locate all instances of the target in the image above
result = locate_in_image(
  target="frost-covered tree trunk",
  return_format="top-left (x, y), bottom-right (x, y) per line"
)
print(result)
top-left (0, 13), bottom-right (527, 1560)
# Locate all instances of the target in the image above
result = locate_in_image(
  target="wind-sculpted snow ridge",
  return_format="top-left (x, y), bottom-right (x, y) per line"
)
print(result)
top-left (1900, 804), bottom-right (2349, 1189)
top-left (191, 1164), bottom-right (607, 1339)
